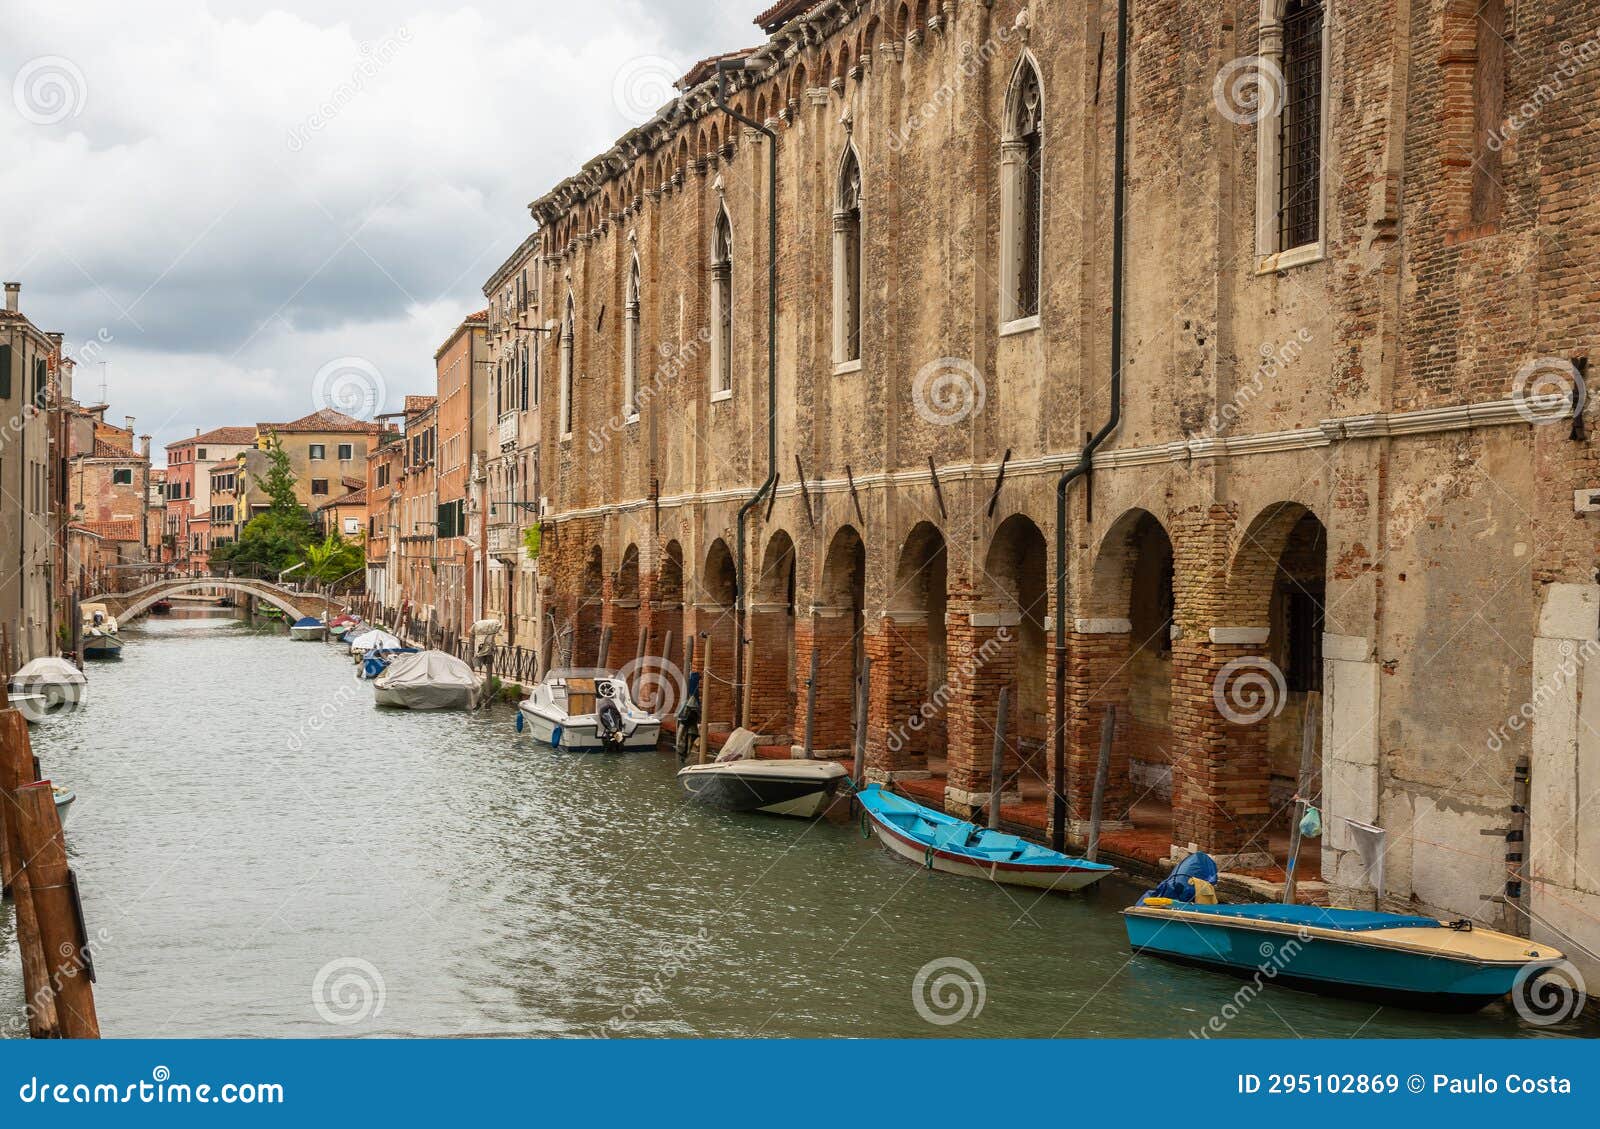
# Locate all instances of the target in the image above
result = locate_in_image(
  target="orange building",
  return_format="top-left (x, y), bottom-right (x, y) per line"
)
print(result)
top-left (433, 311), bottom-right (489, 638)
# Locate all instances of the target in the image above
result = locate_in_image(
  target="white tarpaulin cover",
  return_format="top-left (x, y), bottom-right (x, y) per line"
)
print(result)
top-left (349, 630), bottom-right (403, 652)
top-left (374, 651), bottom-right (481, 709)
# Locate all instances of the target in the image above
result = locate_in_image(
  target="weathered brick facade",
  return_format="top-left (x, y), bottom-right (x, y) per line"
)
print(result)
top-left (491, 0), bottom-right (1600, 981)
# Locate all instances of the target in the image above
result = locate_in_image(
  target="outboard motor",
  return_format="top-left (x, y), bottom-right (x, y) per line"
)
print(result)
top-left (596, 696), bottom-right (626, 751)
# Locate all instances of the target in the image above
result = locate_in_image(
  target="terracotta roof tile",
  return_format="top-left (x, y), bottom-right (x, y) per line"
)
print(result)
top-left (92, 439), bottom-right (137, 459)
top-left (259, 408), bottom-right (382, 435)
top-left (754, 0), bottom-right (820, 32)
top-left (71, 519), bottom-right (142, 542)
top-left (321, 485), bottom-right (369, 510)
top-left (403, 395), bottom-right (437, 414)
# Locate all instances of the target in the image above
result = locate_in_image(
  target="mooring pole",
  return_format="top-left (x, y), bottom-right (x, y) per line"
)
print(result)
top-left (1088, 706), bottom-right (1115, 862)
top-left (16, 783), bottom-right (100, 1037)
top-left (852, 657), bottom-right (872, 787)
top-left (988, 686), bottom-right (1010, 830)
top-left (597, 625), bottom-right (612, 671)
top-left (657, 629), bottom-right (675, 714)
top-left (697, 634), bottom-right (712, 766)
top-left (1283, 691), bottom-right (1322, 904)
top-left (0, 711), bottom-right (61, 1037)
top-left (801, 639), bottom-right (820, 759)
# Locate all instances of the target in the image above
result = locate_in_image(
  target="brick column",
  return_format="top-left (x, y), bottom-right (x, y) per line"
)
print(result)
top-left (745, 602), bottom-right (794, 740)
top-left (944, 610), bottom-right (1020, 819)
top-left (1066, 620), bottom-right (1135, 833)
top-left (1169, 630), bottom-right (1276, 868)
top-left (792, 607), bottom-right (857, 757)
top-left (688, 602), bottom-right (738, 735)
top-left (865, 613), bottom-right (933, 781)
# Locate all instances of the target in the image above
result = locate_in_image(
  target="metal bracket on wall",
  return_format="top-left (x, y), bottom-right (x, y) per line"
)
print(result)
top-left (846, 465), bottom-right (865, 528)
top-left (795, 456), bottom-right (815, 526)
top-left (928, 455), bottom-right (947, 519)
top-left (987, 448), bottom-right (1012, 519)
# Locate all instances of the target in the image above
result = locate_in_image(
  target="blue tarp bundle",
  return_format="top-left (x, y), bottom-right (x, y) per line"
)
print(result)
top-left (293, 617), bottom-right (323, 628)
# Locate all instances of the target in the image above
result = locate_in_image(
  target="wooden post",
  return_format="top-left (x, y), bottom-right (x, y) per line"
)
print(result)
top-left (1088, 706), bottom-right (1115, 862)
top-left (597, 625), bottom-right (612, 671)
top-left (697, 634), bottom-right (712, 765)
top-left (632, 626), bottom-right (646, 688)
top-left (852, 657), bottom-right (872, 786)
top-left (1, 711), bottom-right (61, 1037)
top-left (1283, 691), bottom-right (1322, 904)
top-left (801, 640), bottom-right (820, 758)
top-left (657, 630), bottom-right (674, 713)
top-left (15, 783), bottom-right (100, 1037)
top-left (988, 686), bottom-right (1010, 830)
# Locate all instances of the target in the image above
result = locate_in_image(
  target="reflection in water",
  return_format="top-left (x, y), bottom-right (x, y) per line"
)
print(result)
top-left (0, 611), bottom-right (1585, 1037)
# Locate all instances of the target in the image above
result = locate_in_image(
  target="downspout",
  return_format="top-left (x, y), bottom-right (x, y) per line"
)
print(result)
top-left (714, 57), bottom-right (779, 730)
top-left (1052, 0), bottom-right (1130, 852)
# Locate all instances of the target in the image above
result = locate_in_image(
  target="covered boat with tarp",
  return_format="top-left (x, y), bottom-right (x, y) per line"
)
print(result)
top-left (289, 616), bottom-right (327, 641)
top-left (372, 650), bottom-right (482, 710)
top-left (1123, 852), bottom-right (1565, 1012)
top-left (857, 784), bottom-right (1116, 892)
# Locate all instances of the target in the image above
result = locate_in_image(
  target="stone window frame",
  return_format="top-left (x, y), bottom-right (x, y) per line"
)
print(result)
top-left (1253, 0), bottom-right (1331, 273)
top-left (559, 292), bottom-right (575, 440)
top-left (709, 207), bottom-right (735, 403)
top-left (624, 253), bottom-right (642, 422)
top-left (832, 143), bottom-right (865, 372)
top-left (998, 51), bottom-right (1045, 334)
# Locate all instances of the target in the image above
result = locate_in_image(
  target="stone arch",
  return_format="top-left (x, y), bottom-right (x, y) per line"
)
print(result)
top-left (695, 537), bottom-right (739, 732)
top-left (652, 538), bottom-right (686, 674)
top-left (748, 530), bottom-right (798, 738)
top-left (871, 521), bottom-right (949, 780)
top-left (798, 525), bottom-right (866, 755)
top-left (573, 543), bottom-right (605, 667)
top-left (607, 543), bottom-right (643, 674)
top-left (114, 579), bottom-right (328, 624)
top-left (702, 537), bottom-right (737, 607)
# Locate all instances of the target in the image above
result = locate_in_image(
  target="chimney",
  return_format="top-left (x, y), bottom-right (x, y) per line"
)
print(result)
top-left (3, 282), bottom-right (18, 313)
top-left (141, 435), bottom-right (152, 458)
top-left (125, 416), bottom-right (136, 433)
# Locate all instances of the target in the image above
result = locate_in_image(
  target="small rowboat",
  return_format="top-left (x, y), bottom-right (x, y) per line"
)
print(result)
top-left (856, 784), bottom-right (1116, 893)
top-left (1123, 895), bottom-right (1566, 1013)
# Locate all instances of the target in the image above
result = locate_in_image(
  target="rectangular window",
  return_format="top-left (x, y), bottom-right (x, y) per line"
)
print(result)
top-left (112, 468), bottom-right (133, 485)
top-left (33, 358), bottom-right (47, 409)
top-left (1278, 0), bottom-right (1325, 252)
top-left (197, 448), bottom-right (207, 460)
top-left (1284, 587), bottom-right (1325, 693)
top-left (338, 443), bottom-right (354, 461)
top-left (344, 517), bottom-right (360, 535)
top-left (0, 343), bottom-right (12, 399)
top-left (311, 478), bottom-right (329, 496)
top-left (309, 444), bottom-right (326, 460)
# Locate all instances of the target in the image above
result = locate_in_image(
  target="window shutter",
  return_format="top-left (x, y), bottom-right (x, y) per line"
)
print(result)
top-left (33, 357), bottom-right (47, 408)
top-left (0, 344), bottom-right (12, 399)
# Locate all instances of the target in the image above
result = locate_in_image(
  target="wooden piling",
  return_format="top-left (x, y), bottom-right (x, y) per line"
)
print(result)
top-left (801, 642), bottom-right (820, 759)
top-left (697, 634), bottom-right (712, 765)
top-left (1283, 691), bottom-right (1322, 904)
top-left (632, 627), bottom-right (646, 687)
top-left (597, 625), bottom-right (612, 671)
top-left (1088, 706), bottom-right (1115, 862)
top-left (15, 783), bottom-right (100, 1037)
top-left (1, 710), bottom-right (62, 1037)
top-left (852, 657), bottom-right (872, 787)
top-left (988, 687), bottom-right (1010, 830)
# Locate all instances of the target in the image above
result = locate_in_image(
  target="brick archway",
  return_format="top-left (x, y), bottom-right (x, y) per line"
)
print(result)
top-left (869, 521), bottom-right (948, 779)
top-left (694, 538), bottom-right (739, 733)
top-left (607, 544), bottom-right (642, 674)
top-left (573, 544), bottom-right (604, 667)
top-left (747, 530), bottom-right (796, 740)
top-left (796, 525), bottom-right (865, 757)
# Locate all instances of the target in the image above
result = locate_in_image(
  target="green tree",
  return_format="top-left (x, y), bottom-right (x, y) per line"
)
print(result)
top-left (260, 435), bottom-right (301, 513)
top-left (304, 532), bottom-right (366, 586)
top-left (213, 437), bottom-right (316, 574)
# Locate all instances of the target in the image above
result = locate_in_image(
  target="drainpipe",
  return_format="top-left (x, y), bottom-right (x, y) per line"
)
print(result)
top-left (1052, 0), bottom-right (1130, 852)
top-left (714, 55), bottom-right (779, 730)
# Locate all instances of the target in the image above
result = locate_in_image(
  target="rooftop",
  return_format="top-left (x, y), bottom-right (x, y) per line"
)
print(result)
top-left (259, 408), bottom-right (382, 435)
top-left (168, 425), bottom-right (258, 449)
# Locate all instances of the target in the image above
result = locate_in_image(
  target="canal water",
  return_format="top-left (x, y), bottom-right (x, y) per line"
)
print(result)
top-left (1, 611), bottom-right (1588, 1038)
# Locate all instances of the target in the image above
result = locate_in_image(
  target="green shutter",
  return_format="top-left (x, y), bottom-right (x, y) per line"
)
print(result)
top-left (0, 343), bottom-right (12, 399)
top-left (34, 357), bottom-right (47, 408)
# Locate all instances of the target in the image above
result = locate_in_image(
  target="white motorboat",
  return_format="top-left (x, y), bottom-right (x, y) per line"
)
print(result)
top-left (289, 616), bottom-right (328, 641)
top-left (80, 602), bottom-right (123, 660)
top-left (678, 756), bottom-right (848, 818)
top-left (373, 650), bottom-right (482, 710)
top-left (53, 785), bottom-right (75, 823)
top-left (348, 629), bottom-right (403, 658)
top-left (9, 658), bottom-right (88, 723)
top-left (518, 670), bottom-right (661, 751)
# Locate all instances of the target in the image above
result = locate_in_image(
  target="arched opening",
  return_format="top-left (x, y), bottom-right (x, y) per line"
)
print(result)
top-left (696, 538), bottom-right (739, 734)
top-left (1000, 56), bottom-right (1044, 324)
top-left (872, 522), bottom-right (948, 791)
top-left (799, 526), bottom-right (865, 757)
top-left (710, 209), bottom-right (734, 395)
top-left (573, 544), bottom-right (605, 668)
top-left (833, 146), bottom-right (863, 365)
top-left (748, 531), bottom-right (797, 739)
top-left (653, 539), bottom-right (686, 678)
top-left (609, 544), bottom-right (642, 676)
top-left (1075, 510), bottom-right (1176, 846)
top-left (624, 257), bottom-right (641, 417)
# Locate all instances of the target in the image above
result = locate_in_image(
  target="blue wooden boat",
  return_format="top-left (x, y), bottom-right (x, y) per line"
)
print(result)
top-left (1124, 895), bottom-right (1565, 1013)
top-left (857, 784), bottom-right (1116, 892)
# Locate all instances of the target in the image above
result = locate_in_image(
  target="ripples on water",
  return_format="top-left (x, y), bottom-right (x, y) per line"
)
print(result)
top-left (0, 612), bottom-right (1587, 1038)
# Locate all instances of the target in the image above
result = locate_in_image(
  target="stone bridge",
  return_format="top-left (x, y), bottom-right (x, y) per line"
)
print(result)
top-left (93, 578), bottom-right (351, 624)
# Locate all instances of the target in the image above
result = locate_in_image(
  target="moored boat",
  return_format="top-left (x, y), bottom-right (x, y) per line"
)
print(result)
top-left (347, 629), bottom-right (403, 658)
top-left (80, 602), bottom-right (123, 660)
top-left (1122, 853), bottom-right (1565, 1012)
top-left (857, 783), bottom-right (1116, 892)
top-left (517, 671), bottom-right (660, 751)
top-left (53, 785), bottom-right (75, 822)
top-left (372, 650), bottom-right (482, 710)
top-left (9, 658), bottom-right (88, 723)
top-left (289, 616), bottom-right (328, 641)
top-left (678, 757), bottom-right (848, 818)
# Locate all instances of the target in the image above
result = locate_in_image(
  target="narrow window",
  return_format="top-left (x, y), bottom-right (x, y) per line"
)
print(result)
top-left (560, 295), bottom-right (575, 436)
top-left (1278, 0), bottom-right (1325, 252)
top-left (624, 257), bottom-right (641, 417)
top-left (710, 210), bottom-right (733, 395)
top-left (833, 148), bottom-right (864, 364)
top-left (1001, 60), bottom-right (1044, 323)
top-left (338, 443), bottom-right (353, 461)
top-left (519, 344), bottom-right (530, 411)
top-left (1471, 0), bottom-right (1507, 227)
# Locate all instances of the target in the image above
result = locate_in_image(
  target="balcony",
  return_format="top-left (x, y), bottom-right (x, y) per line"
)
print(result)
top-left (497, 412), bottom-right (518, 450)
top-left (488, 524), bottom-right (521, 557)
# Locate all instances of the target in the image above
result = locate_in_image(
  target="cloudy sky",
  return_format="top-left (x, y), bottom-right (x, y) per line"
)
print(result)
top-left (0, 0), bottom-right (760, 461)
